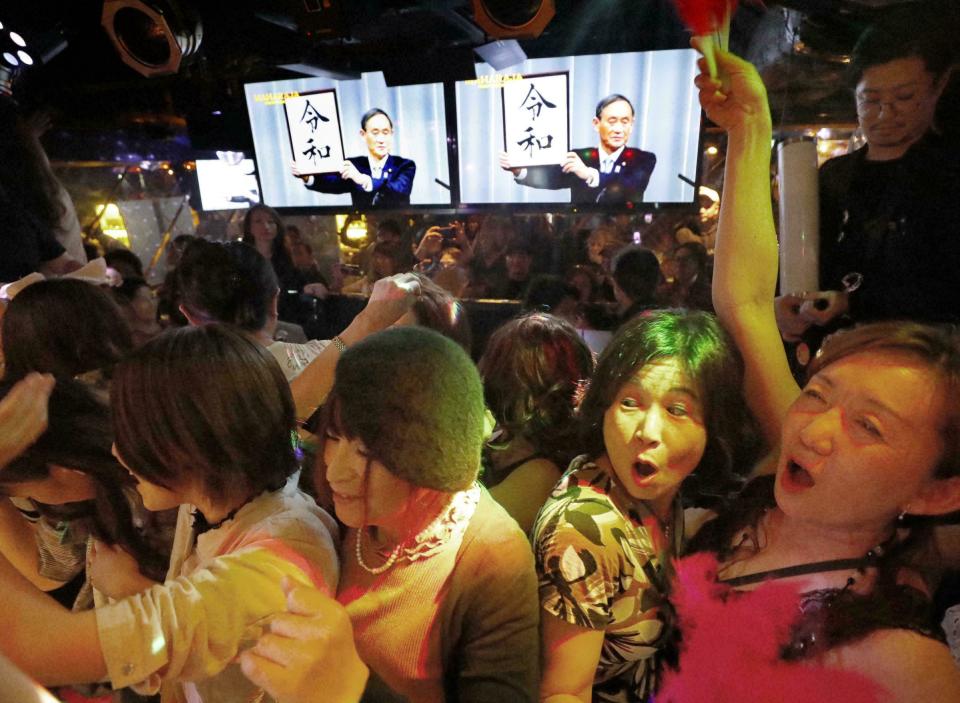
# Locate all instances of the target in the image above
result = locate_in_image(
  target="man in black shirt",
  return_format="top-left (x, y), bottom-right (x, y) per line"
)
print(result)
top-left (776, 15), bottom-right (959, 341)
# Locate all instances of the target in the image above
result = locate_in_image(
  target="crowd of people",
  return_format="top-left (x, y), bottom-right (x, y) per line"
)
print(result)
top-left (348, 212), bottom-right (713, 326)
top-left (1, 8), bottom-right (959, 703)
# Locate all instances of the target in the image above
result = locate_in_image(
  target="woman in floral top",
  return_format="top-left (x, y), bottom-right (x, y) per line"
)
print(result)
top-left (534, 310), bottom-right (759, 702)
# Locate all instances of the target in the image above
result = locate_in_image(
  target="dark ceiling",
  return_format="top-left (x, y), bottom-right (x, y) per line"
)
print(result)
top-left (2, 0), bottom-right (956, 162)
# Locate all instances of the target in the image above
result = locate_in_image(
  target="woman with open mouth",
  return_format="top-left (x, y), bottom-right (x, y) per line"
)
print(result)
top-left (533, 307), bottom-right (760, 702)
top-left (657, 40), bottom-right (960, 703)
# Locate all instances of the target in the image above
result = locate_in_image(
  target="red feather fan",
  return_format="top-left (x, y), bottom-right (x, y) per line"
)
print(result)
top-left (673, 0), bottom-right (740, 78)
top-left (673, 0), bottom-right (738, 36)
top-left (656, 553), bottom-right (885, 703)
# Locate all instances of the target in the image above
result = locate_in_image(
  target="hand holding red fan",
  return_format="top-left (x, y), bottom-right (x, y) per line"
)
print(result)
top-left (674, 0), bottom-right (738, 79)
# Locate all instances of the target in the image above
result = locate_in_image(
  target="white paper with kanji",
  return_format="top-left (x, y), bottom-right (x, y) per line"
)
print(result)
top-left (284, 89), bottom-right (345, 175)
top-left (502, 73), bottom-right (569, 168)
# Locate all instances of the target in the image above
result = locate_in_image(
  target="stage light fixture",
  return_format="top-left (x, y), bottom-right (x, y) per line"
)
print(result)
top-left (0, 18), bottom-right (68, 96)
top-left (101, 0), bottom-right (203, 77)
top-left (471, 0), bottom-right (555, 39)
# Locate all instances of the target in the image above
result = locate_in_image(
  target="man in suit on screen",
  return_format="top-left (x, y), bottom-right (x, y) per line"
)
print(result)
top-left (293, 108), bottom-right (416, 207)
top-left (500, 94), bottom-right (656, 204)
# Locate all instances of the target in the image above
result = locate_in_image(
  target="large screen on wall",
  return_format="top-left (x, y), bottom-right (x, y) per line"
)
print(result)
top-left (455, 49), bottom-right (702, 209)
top-left (244, 73), bottom-right (452, 209)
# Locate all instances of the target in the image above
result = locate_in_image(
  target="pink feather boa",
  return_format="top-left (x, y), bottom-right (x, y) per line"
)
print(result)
top-left (656, 553), bottom-right (884, 703)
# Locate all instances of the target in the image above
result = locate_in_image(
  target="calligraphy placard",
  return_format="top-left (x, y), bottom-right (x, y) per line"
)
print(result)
top-left (501, 72), bottom-right (570, 169)
top-left (284, 89), bottom-right (346, 175)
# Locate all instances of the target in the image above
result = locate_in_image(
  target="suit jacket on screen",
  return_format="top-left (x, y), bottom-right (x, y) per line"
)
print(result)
top-left (306, 154), bottom-right (416, 207)
top-left (518, 147), bottom-right (656, 204)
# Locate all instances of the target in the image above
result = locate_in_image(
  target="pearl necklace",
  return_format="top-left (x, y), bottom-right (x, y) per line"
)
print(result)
top-left (352, 486), bottom-right (481, 575)
top-left (354, 528), bottom-right (402, 575)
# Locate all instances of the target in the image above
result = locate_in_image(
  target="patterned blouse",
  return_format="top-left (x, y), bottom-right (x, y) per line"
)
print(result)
top-left (533, 456), bottom-right (681, 703)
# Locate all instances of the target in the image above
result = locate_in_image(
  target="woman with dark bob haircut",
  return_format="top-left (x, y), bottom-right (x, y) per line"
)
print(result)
top-left (0, 324), bottom-right (339, 702)
top-left (110, 324), bottom-right (300, 506)
top-left (478, 312), bottom-right (593, 532)
top-left (654, 45), bottom-right (960, 702)
top-left (1, 278), bottom-right (132, 380)
top-left (534, 308), bottom-right (760, 702)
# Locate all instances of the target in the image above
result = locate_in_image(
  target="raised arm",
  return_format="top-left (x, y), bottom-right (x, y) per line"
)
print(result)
top-left (290, 273), bottom-right (420, 420)
top-left (697, 44), bottom-right (801, 450)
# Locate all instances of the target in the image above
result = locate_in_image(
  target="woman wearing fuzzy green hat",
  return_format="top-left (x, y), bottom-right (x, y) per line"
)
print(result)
top-left (300, 325), bottom-right (540, 702)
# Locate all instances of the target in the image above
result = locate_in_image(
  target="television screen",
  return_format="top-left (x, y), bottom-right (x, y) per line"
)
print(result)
top-left (195, 158), bottom-right (260, 211)
top-left (244, 73), bottom-right (452, 209)
top-left (455, 49), bottom-right (702, 209)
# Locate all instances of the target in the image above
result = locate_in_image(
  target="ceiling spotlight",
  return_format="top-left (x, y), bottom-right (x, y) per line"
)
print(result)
top-left (0, 21), bottom-right (67, 96)
top-left (101, 0), bottom-right (203, 77)
top-left (471, 0), bottom-right (555, 39)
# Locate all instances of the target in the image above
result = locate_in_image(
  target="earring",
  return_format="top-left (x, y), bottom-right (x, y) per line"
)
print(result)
top-left (897, 510), bottom-right (907, 524)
